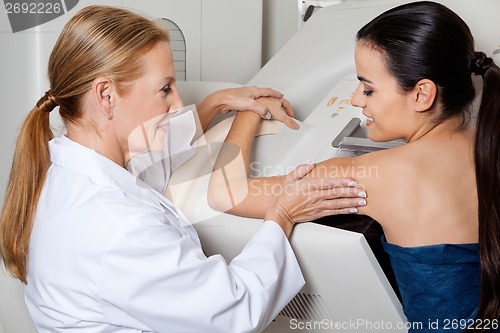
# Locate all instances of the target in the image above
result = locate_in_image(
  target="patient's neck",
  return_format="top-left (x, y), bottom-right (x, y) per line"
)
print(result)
top-left (407, 114), bottom-right (469, 143)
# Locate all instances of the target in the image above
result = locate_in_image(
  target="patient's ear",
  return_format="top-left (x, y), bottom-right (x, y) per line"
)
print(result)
top-left (413, 79), bottom-right (437, 112)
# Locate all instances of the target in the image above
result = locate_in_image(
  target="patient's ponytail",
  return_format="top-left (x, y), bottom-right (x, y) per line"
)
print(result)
top-left (0, 95), bottom-right (54, 283)
top-left (473, 52), bottom-right (500, 322)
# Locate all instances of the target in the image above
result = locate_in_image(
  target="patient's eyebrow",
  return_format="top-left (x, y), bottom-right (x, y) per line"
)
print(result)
top-left (357, 76), bottom-right (374, 84)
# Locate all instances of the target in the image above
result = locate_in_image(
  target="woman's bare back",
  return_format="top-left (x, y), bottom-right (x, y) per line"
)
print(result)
top-left (315, 123), bottom-right (478, 247)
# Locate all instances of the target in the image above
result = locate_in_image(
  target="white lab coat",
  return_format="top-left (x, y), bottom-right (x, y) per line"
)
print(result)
top-left (25, 136), bottom-right (305, 333)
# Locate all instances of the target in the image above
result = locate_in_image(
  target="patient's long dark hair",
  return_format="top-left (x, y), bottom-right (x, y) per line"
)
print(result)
top-left (356, 0), bottom-right (500, 324)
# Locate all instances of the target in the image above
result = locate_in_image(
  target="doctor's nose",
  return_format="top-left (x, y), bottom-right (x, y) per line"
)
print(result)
top-left (168, 91), bottom-right (184, 113)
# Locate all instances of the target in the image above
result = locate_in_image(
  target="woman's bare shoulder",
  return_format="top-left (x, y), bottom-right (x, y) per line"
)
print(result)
top-left (314, 143), bottom-right (416, 180)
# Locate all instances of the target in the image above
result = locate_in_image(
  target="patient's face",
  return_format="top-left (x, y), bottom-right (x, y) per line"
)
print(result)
top-left (351, 43), bottom-right (413, 142)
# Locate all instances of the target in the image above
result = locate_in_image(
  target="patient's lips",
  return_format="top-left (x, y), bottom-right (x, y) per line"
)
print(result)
top-left (363, 113), bottom-right (374, 126)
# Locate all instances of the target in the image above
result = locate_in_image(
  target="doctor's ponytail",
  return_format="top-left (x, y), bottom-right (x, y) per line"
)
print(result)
top-left (0, 96), bottom-right (54, 282)
top-left (0, 5), bottom-right (169, 283)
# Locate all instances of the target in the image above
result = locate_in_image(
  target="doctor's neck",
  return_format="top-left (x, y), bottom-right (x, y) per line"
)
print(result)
top-left (66, 119), bottom-right (127, 169)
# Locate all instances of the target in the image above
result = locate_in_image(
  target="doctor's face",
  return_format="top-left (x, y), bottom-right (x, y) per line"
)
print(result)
top-left (350, 43), bottom-right (413, 142)
top-left (113, 41), bottom-right (183, 160)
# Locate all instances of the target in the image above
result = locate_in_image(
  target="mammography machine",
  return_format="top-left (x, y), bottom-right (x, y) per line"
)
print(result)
top-left (1, 0), bottom-right (500, 332)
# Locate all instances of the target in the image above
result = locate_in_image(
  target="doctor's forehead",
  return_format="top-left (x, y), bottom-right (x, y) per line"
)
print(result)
top-left (141, 42), bottom-right (175, 77)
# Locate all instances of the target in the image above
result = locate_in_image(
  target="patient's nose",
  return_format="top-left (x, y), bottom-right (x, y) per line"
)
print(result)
top-left (350, 84), bottom-right (366, 108)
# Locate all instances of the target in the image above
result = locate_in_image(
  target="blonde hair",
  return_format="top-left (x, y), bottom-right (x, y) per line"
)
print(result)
top-left (0, 5), bottom-right (169, 283)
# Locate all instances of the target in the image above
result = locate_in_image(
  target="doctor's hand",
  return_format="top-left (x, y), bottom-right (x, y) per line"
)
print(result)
top-left (264, 163), bottom-right (365, 237)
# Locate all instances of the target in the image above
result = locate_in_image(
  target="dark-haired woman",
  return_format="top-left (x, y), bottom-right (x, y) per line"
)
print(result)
top-left (209, 1), bottom-right (500, 331)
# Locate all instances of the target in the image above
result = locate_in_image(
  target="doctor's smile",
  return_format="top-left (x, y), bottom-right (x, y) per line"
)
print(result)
top-left (0, 1), bottom-right (499, 332)
top-left (156, 123), bottom-right (169, 132)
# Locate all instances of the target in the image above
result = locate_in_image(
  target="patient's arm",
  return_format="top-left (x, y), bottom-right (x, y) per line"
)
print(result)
top-left (208, 111), bottom-right (282, 217)
top-left (208, 102), bottom-right (366, 218)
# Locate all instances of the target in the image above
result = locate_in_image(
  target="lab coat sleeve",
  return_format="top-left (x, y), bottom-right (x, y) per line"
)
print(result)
top-left (98, 218), bottom-right (304, 333)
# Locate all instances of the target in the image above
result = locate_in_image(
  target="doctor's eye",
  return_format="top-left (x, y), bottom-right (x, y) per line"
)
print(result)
top-left (363, 90), bottom-right (373, 96)
top-left (161, 85), bottom-right (171, 95)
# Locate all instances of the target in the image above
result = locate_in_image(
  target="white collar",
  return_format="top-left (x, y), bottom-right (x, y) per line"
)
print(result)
top-left (49, 136), bottom-right (184, 222)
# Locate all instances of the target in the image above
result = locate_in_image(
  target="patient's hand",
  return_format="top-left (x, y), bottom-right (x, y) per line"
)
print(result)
top-left (209, 86), bottom-right (298, 129)
top-left (255, 96), bottom-right (299, 130)
top-left (212, 86), bottom-right (282, 115)
top-left (198, 86), bottom-right (298, 131)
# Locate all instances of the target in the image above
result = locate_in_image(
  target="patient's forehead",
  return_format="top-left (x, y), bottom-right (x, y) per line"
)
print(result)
top-left (354, 43), bottom-right (393, 85)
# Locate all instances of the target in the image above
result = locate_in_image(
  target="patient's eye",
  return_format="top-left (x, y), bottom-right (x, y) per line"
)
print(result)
top-left (363, 90), bottom-right (373, 96)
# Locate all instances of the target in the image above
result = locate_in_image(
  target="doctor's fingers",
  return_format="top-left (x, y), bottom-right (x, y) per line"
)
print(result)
top-left (287, 197), bottom-right (363, 223)
top-left (223, 94), bottom-right (274, 118)
top-left (215, 86), bottom-right (282, 116)
top-left (273, 179), bottom-right (364, 208)
top-left (302, 185), bottom-right (367, 202)
top-left (319, 196), bottom-right (368, 215)
top-left (295, 197), bottom-right (366, 222)
top-left (246, 86), bottom-right (284, 100)
top-left (292, 176), bottom-right (363, 191)
top-left (221, 86), bottom-right (283, 100)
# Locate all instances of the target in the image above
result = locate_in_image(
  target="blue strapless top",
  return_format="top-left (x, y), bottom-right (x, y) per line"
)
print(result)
top-left (381, 236), bottom-right (480, 333)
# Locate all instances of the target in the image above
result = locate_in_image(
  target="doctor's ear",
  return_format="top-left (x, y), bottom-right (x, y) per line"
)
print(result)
top-left (92, 77), bottom-right (115, 119)
top-left (414, 79), bottom-right (437, 112)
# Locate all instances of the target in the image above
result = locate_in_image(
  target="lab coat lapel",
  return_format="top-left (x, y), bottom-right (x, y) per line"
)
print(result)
top-left (49, 136), bottom-right (189, 229)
